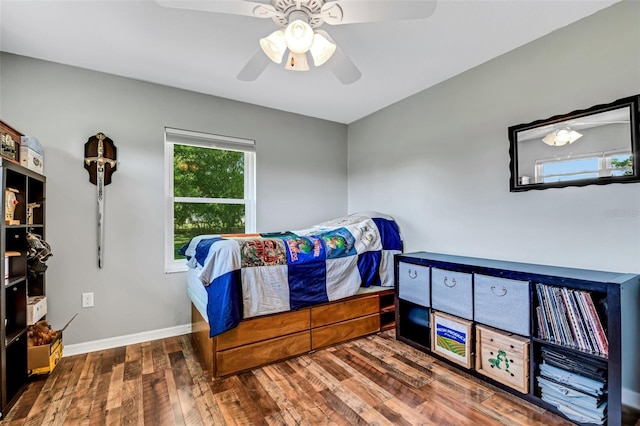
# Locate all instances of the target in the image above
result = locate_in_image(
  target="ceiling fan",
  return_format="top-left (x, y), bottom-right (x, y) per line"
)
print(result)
top-left (156, 0), bottom-right (437, 84)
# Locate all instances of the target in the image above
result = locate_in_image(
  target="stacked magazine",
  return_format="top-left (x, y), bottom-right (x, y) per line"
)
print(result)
top-left (534, 283), bottom-right (608, 356)
top-left (538, 347), bottom-right (608, 425)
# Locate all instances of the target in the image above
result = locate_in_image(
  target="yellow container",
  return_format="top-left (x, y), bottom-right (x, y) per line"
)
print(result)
top-left (28, 332), bottom-right (63, 375)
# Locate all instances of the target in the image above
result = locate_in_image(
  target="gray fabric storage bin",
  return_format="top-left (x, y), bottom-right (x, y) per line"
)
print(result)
top-left (398, 262), bottom-right (430, 307)
top-left (474, 274), bottom-right (530, 336)
top-left (431, 268), bottom-right (473, 320)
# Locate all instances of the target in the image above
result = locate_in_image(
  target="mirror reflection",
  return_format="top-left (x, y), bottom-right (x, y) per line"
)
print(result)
top-left (509, 95), bottom-right (639, 191)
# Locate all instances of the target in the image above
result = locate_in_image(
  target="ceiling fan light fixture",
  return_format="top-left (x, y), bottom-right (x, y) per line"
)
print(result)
top-left (285, 51), bottom-right (310, 71)
top-left (259, 30), bottom-right (286, 63)
top-left (309, 32), bottom-right (336, 66)
top-left (284, 19), bottom-right (314, 54)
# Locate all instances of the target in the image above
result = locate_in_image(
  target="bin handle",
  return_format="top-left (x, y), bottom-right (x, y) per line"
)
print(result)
top-left (443, 277), bottom-right (457, 288)
top-left (491, 285), bottom-right (507, 297)
top-left (407, 269), bottom-right (418, 279)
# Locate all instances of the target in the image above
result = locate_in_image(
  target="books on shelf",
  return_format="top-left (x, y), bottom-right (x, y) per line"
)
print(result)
top-left (534, 283), bottom-right (608, 357)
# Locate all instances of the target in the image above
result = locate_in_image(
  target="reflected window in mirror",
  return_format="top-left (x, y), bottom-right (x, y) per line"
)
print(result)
top-left (509, 95), bottom-right (640, 191)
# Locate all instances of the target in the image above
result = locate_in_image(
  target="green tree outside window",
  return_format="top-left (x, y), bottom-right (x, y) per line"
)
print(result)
top-left (173, 144), bottom-right (247, 258)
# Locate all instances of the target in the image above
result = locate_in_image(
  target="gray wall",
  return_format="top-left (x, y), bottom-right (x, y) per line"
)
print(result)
top-left (348, 1), bottom-right (640, 398)
top-left (0, 53), bottom-right (348, 345)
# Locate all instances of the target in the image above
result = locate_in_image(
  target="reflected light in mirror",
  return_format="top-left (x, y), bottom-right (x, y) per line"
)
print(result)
top-left (542, 128), bottom-right (583, 146)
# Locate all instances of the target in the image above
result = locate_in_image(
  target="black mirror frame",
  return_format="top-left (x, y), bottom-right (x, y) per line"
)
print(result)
top-left (509, 94), bottom-right (640, 192)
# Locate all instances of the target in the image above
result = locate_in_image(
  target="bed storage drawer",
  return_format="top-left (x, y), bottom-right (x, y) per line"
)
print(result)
top-left (217, 309), bottom-right (310, 350)
top-left (217, 331), bottom-right (310, 376)
top-left (311, 294), bottom-right (379, 328)
top-left (312, 313), bottom-right (379, 349)
top-left (474, 274), bottom-right (530, 336)
top-left (431, 268), bottom-right (473, 320)
top-left (475, 325), bottom-right (529, 393)
top-left (398, 262), bottom-right (430, 307)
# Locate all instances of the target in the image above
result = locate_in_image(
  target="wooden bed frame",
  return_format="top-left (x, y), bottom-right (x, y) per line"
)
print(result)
top-left (190, 288), bottom-right (395, 378)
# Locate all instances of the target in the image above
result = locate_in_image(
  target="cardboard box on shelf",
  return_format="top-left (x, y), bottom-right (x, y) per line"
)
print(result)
top-left (20, 146), bottom-right (43, 174)
top-left (27, 296), bottom-right (47, 325)
top-left (27, 314), bottom-right (76, 375)
top-left (28, 331), bottom-right (62, 375)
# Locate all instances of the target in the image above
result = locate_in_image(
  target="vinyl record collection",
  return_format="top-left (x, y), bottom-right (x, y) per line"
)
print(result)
top-left (534, 283), bottom-right (608, 356)
top-left (534, 282), bottom-right (609, 424)
top-left (537, 347), bottom-right (608, 425)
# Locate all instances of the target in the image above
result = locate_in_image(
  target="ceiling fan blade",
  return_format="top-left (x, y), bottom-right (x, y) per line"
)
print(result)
top-left (326, 46), bottom-right (361, 85)
top-left (156, 0), bottom-right (277, 18)
top-left (237, 49), bottom-right (271, 81)
top-left (322, 0), bottom-right (437, 25)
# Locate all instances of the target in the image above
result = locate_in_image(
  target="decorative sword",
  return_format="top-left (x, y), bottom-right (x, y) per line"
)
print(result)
top-left (84, 132), bottom-right (117, 268)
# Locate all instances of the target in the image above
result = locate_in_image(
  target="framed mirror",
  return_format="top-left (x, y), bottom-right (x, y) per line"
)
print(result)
top-left (509, 94), bottom-right (640, 192)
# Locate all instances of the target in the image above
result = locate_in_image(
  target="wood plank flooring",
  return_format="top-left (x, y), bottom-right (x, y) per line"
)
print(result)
top-left (2, 330), bottom-right (639, 425)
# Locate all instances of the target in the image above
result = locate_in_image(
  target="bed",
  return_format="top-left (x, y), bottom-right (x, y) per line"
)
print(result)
top-left (182, 212), bottom-right (402, 377)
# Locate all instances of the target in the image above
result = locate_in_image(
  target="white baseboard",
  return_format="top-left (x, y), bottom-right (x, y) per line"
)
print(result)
top-left (623, 388), bottom-right (640, 410)
top-left (63, 324), bottom-right (192, 357)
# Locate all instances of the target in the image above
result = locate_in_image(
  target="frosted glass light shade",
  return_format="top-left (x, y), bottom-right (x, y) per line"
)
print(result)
top-left (542, 129), bottom-right (583, 146)
top-left (260, 30), bottom-right (286, 64)
top-left (309, 32), bottom-right (336, 66)
top-left (285, 51), bottom-right (309, 71)
top-left (284, 20), bottom-right (314, 54)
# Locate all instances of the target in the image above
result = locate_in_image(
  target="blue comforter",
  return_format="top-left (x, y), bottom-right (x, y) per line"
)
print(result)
top-left (181, 212), bottom-right (402, 337)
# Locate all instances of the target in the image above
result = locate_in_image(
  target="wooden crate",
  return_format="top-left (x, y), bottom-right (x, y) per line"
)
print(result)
top-left (475, 325), bottom-right (529, 393)
top-left (431, 311), bottom-right (473, 369)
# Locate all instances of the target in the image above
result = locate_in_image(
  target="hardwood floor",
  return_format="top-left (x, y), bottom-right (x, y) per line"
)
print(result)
top-left (2, 331), bottom-right (639, 425)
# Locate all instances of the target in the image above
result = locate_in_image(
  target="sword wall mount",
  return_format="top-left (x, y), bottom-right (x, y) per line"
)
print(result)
top-left (84, 132), bottom-right (117, 268)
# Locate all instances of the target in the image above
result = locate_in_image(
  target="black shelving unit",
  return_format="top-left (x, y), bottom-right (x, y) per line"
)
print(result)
top-left (0, 159), bottom-right (46, 418)
top-left (395, 251), bottom-right (640, 426)
top-left (379, 289), bottom-right (396, 331)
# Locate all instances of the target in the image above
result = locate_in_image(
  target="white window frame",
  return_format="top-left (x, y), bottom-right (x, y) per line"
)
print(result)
top-left (164, 127), bottom-right (256, 273)
top-left (535, 149), bottom-right (632, 183)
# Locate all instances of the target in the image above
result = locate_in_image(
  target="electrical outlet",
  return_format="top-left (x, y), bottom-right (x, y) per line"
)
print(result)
top-left (82, 292), bottom-right (94, 308)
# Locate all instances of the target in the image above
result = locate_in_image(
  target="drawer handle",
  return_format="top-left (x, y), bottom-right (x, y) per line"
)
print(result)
top-left (490, 285), bottom-right (507, 297)
top-left (443, 277), bottom-right (457, 288)
top-left (407, 269), bottom-right (418, 279)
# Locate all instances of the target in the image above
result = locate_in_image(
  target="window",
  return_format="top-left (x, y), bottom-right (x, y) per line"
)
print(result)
top-left (165, 128), bottom-right (256, 272)
top-left (535, 150), bottom-right (632, 184)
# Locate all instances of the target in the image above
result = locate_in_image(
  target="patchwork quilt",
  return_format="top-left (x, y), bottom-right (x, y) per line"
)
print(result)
top-left (181, 212), bottom-right (403, 337)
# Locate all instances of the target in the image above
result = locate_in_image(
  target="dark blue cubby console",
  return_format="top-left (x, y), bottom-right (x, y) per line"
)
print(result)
top-left (395, 251), bottom-right (640, 426)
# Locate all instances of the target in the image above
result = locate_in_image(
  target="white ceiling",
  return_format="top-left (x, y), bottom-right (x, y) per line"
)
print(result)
top-left (0, 0), bottom-right (619, 124)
